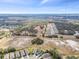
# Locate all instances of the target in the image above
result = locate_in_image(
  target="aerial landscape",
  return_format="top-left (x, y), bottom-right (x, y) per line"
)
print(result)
top-left (0, 0), bottom-right (79, 59)
top-left (0, 14), bottom-right (79, 59)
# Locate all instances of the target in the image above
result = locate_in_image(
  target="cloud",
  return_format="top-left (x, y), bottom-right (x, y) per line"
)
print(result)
top-left (40, 0), bottom-right (62, 5)
top-left (41, 0), bottom-right (49, 5)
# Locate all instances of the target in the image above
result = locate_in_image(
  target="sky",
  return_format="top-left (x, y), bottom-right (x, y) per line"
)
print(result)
top-left (0, 0), bottom-right (79, 14)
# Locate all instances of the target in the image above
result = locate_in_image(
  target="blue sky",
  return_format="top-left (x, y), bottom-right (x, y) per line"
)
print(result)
top-left (0, 0), bottom-right (79, 14)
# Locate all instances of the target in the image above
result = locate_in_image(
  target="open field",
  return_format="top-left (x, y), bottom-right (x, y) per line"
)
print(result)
top-left (0, 35), bottom-right (79, 56)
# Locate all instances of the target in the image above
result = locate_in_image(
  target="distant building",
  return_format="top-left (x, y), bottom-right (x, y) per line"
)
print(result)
top-left (74, 31), bottom-right (79, 38)
top-left (64, 30), bottom-right (68, 35)
top-left (74, 31), bottom-right (79, 36)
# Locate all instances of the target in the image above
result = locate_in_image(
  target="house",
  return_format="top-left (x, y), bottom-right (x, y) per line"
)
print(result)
top-left (41, 53), bottom-right (52, 59)
top-left (24, 49), bottom-right (28, 56)
top-left (10, 52), bottom-right (15, 59)
top-left (15, 51), bottom-right (21, 58)
top-left (20, 50), bottom-right (26, 57)
top-left (4, 53), bottom-right (9, 59)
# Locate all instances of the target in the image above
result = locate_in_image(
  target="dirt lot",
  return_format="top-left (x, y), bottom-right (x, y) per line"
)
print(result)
top-left (0, 35), bottom-right (79, 55)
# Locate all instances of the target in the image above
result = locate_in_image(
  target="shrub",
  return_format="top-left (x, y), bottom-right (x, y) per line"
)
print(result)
top-left (46, 36), bottom-right (53, 38)
top-left (8, 47), bottom-right (16, 53)
top-left (4, 47), bottom-right (16, 53)
top-left (29, 34), bottom-right (36, 37)
top-left (52, 35), bottom-right (58, 38)
top-left (0, 49), bottom-right (3, 54)
top-left (46, 35), bottom-right (58, 38)
top-left (75, 36), bottom-right (79, 39)
top-left (66, 56), bottom-right (79, 59)
top-left (31, 38), bottom-right (44, 45)
top-left (60, 36), bottom-right (63, 39)
top-left (0, 49), bottom-right (4, 59)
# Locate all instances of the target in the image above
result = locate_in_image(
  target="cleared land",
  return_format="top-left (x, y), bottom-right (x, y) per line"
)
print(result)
top-left (0, 35), bottom-right (79, 55)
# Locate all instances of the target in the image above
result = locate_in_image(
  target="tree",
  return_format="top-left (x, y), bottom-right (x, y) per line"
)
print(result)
top-left (45, 48), bottom-right (61, 59)
top-left (60, 36), bottom-right (63, 40)
top-left (4, 47), bottom-right (16, 53)
top-left (0, 48), bottom-right (4, 59)
top-left (31, 38), bottom-right (44, 45)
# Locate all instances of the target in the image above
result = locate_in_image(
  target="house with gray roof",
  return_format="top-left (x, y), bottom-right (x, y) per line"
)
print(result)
top-left (20, 50), bottom-right (26, 57)
top-left (15, 51), bottom-right (21, 58)
top-left (4, 54), bottom-right (9, 59)
top-left (10, 52), bottom-right (15, 59)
